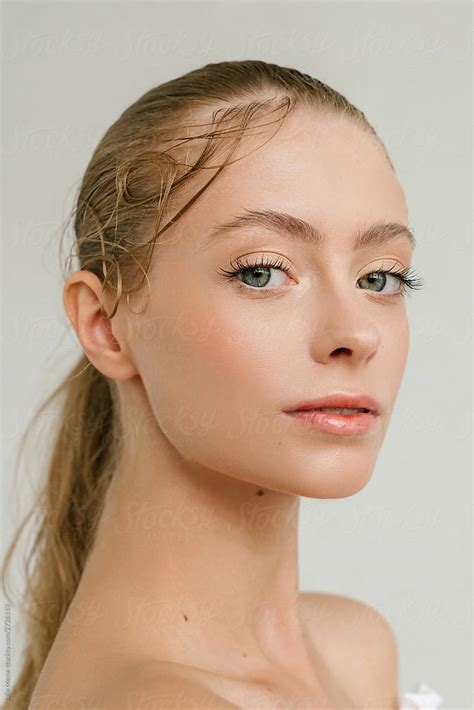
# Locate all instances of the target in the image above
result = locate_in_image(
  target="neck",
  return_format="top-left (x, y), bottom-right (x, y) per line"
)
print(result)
top-left (76, 413), bottom-right (315, 682)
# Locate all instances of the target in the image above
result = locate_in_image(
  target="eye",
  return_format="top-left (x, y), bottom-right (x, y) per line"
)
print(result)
top-left (357, 264), bottom-right (425, 299)
top-left (216, 255), bottom-right (293, 291)
top-left (216, 257), bottom-right (425, 299)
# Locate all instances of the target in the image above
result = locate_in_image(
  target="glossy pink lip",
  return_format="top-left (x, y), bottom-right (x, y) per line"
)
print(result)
top-left (285, 409), bottom-right (378, 435)
top-left (283, 392), bottom-right (381, 436)
top-left (284, 392), bottom-right (381, 415)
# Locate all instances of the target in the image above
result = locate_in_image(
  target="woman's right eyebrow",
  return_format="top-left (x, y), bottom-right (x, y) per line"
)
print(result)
top-left (206, 208), bottom-right (416, 251)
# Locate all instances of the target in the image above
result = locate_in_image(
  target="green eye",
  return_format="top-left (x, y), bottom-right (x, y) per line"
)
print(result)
top-left (217, 258), bottom-right (425, 299)
top-left (358, 271), bottom-right (399, 294)
top-left (217, 255), bottom-right (293, 290)
top-left (357, 266), bottom-right (425, 298)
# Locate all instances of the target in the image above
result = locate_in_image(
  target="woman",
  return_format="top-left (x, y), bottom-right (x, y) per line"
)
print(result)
top-left (3, 60), bottom-right (443, 709)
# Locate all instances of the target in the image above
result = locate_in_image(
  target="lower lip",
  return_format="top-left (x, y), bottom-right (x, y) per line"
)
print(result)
top-left (284, 409), bottom-right (378, 435)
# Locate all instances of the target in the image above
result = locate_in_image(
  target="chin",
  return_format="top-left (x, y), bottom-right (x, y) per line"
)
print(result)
top-left (282, 454), bottom-right (377, 499)
top-left (299, 475), bottom-right (372, 500)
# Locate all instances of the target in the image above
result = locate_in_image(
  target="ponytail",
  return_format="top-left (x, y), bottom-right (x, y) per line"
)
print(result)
top-left (2, 355), bottom-right (119, 708)
top-left (2, 59), bottom-right (389, 708)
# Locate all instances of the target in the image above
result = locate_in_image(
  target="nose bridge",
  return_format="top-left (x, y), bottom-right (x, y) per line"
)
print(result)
top-left (310, 281), bottom-right (381, 362)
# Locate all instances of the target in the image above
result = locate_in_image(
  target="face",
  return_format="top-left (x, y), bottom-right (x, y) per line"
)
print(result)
top-left (115, 109), bottom-right (413, 498)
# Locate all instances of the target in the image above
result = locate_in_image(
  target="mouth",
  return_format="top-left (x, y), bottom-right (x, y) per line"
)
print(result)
top-left (282, 393), bottom-right (381, 435)
top-left (297, 407), bottom-right (371, 414)
top-left (284, 393), bottom-right (381, 416)
top-left (284, 408), bottom-right (379, 436)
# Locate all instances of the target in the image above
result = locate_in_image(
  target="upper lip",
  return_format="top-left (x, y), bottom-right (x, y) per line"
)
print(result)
top-left (284, 392), bottom-right (381, 415)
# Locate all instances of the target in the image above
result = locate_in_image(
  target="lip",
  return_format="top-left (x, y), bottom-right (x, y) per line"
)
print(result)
top-left (284, 392), bottom-right (382, 415)
top-left (284, 408), bottom-right (378, 435)
top-left (282, 392), bottom-right (381, 436)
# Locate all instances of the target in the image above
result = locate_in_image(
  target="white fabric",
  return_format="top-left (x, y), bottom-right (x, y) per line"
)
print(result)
top-left (399, 682), bottom-right (444, 709)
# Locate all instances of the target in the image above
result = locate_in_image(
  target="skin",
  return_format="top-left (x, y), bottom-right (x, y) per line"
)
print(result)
top-left (58, 107), bottom-right (412, 701)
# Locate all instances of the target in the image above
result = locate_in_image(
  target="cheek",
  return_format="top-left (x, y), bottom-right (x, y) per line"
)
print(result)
top-left (181, 310), bottom-right (268, 394)
top-left (135, 297), bottom-right (271, 427)
top-left (134, 301), bottom-right (284, 471)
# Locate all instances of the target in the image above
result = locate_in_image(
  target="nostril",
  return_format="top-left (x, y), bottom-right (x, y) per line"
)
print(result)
top-left (331, 347), bottom-right (352, 356)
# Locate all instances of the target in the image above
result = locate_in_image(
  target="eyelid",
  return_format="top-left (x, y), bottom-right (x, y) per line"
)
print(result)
top-left (221, 252), bottom-right (295, 277)
top-left (232, 251), bottom-right (293, 267)
top-left (358, 257), bottom-right (409, 273)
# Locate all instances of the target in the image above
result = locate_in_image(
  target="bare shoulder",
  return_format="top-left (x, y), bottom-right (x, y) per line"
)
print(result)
top-left (96, 660), bottom-right (238, 709)
top-left (300, 591), bottom-right (399, 708)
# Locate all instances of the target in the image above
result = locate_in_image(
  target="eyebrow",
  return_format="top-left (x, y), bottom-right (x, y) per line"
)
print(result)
top-left (206, 208), bottom-right (416, 250)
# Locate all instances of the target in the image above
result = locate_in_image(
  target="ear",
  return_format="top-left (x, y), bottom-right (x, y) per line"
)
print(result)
top-left (63, 270), bottom-right (139, 381)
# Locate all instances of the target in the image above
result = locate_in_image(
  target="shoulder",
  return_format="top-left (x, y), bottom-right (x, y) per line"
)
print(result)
top-left (300, 591), bottom-right (399, 707)
top-left (96, 660), bottom-right (238, 709)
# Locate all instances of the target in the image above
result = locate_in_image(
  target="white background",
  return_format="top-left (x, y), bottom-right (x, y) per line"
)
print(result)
top-left (1, 1), bottom-right (472, 707)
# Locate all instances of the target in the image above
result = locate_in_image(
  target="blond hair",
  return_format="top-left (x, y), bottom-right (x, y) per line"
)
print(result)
top-left (1, 59), bottom-right (389, 708)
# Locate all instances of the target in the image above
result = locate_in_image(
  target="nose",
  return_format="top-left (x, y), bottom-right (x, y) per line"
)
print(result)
top-left (309, 292), bottom-right (382, 367)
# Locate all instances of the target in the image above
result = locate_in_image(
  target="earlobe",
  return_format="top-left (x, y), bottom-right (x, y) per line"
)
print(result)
top-left (63, 270), bottom-right (139, 382)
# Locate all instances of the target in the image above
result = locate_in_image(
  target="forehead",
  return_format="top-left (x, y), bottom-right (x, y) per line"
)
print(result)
top-left (162, 107), bottom-right (408, 250)
top-left (229, 109), bottom-right (403, 213)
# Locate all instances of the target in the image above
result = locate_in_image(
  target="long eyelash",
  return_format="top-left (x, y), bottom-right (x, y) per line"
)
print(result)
top-left (216, 257), bottom-right (425, 298)
top-left (369, 263), bottom-right (425, 298)
top-left (217, 255), bottom-right (291, 281)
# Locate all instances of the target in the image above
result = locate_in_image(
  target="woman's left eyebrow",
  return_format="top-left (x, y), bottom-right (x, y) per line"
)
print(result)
top-left (206, 208), bottom-right (416, 250)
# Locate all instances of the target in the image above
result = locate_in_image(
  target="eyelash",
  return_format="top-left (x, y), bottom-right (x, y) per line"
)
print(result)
top-left (217, 256), bottom-right (425, 299)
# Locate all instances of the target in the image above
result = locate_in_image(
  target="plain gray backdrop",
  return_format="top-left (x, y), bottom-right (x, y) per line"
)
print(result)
top-left (1, 1), bottom-right (472, 708)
